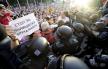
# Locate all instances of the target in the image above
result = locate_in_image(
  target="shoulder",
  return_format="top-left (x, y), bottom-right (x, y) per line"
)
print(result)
top-left (98, 31), bottom-right (108, 40)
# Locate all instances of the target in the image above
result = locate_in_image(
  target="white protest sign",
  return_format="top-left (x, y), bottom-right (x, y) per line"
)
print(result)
top-left (9, 13), bottom-right (39, 40)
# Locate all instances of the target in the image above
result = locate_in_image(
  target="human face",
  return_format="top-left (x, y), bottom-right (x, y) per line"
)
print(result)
top-left (60, 12), bottom-right (65, 18)
top-left (0, 8), bottom-right (5, 14)
top-left (48, 18), bottom-right (54, 24)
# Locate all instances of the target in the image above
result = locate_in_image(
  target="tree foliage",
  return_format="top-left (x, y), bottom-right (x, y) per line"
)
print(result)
top-left (8, 0), bottom-right (53, 6)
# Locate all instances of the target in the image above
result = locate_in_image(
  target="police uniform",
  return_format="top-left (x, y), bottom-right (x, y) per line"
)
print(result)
top-left (48, 54), bottom-right (89, 69)
top-left (25, 37), bottom-right (50, 69)
top-left (52, 25), bottom-right (80, 56)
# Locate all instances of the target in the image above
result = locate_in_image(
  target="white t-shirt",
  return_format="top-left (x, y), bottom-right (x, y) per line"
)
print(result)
top-left (50, 24), bottom-right (58, 29)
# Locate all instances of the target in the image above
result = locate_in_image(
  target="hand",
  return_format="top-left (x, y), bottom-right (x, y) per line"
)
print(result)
top-left (5, 25), bottom-right (17, 40)
top-left (5, 25), bottom-right (20, 49)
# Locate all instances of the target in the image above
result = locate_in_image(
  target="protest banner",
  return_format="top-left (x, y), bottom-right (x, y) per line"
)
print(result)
top-left (9, 13), bottom-right (39, 40)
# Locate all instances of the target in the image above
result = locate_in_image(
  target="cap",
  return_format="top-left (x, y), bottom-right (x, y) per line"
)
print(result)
top-left (0, 4), bottom-right (5, 9)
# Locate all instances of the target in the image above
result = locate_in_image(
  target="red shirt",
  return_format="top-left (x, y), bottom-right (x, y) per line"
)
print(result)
top-left (0, 12), bottom-right (12, 25)
top-left (41, 29), bottom-right (55, 44)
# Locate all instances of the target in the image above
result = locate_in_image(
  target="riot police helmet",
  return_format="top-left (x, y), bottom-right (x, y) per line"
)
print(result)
top-left (92, 21), bottom-right (106, 31)
top-left (48, 54), bottom-right (89, 69)
top-left (73, 23), bottom-right (84, 32)
top-left (28, 37), bottom-right (50, 57)
top-left (55, 25), bottom-right (73, 39)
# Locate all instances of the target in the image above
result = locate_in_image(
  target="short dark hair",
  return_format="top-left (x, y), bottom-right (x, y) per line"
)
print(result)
top-left (45, 17), bottom-right (52, 21)
top-left (58, 20), bottom-right (65, 27)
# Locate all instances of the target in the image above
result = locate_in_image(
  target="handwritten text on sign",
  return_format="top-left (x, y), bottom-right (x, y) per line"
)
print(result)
top-left (9, 13), bottom-right (39, 40)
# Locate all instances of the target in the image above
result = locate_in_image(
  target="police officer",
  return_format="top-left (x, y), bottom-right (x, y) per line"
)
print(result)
top-left (26, 37), bottom-right (50, 69)
top-left (48, 54), bottom-right (89, 69)
top-left (72, 23), bottom-right (89, 57)
top-left (84, 14), bottom-right (108, 68)
top-left (84, 53), bottom-right (108, 68)
top-left (72, 23), bottom-right (85, 42)
top-left (52, 25), bottom-right (80, 56)
top-left (93, 14), bottom-right (108, 49)
top-left (92, 14), bottom-right (108, 57)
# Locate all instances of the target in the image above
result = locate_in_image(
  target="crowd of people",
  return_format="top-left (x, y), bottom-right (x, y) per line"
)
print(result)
top-left (11, 2), bottom-right (64, 24)
top-left (0, 1), bottom-right (108, 69)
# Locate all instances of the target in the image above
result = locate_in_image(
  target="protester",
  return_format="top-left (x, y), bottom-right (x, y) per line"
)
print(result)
top-left (57, 11), bottom-right (70, 24)
top-left (5, 25), bottom-right (19, 49)
top-left (0, 23), bottom-right (26, 69)
top-left (0, 4), bottom-right (13, 25)
top-left (41, 17), bottom-right (55, 44)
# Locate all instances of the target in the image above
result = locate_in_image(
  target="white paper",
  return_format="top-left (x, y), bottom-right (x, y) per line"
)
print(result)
top-left (9, 13), bottom-right (39, 40)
